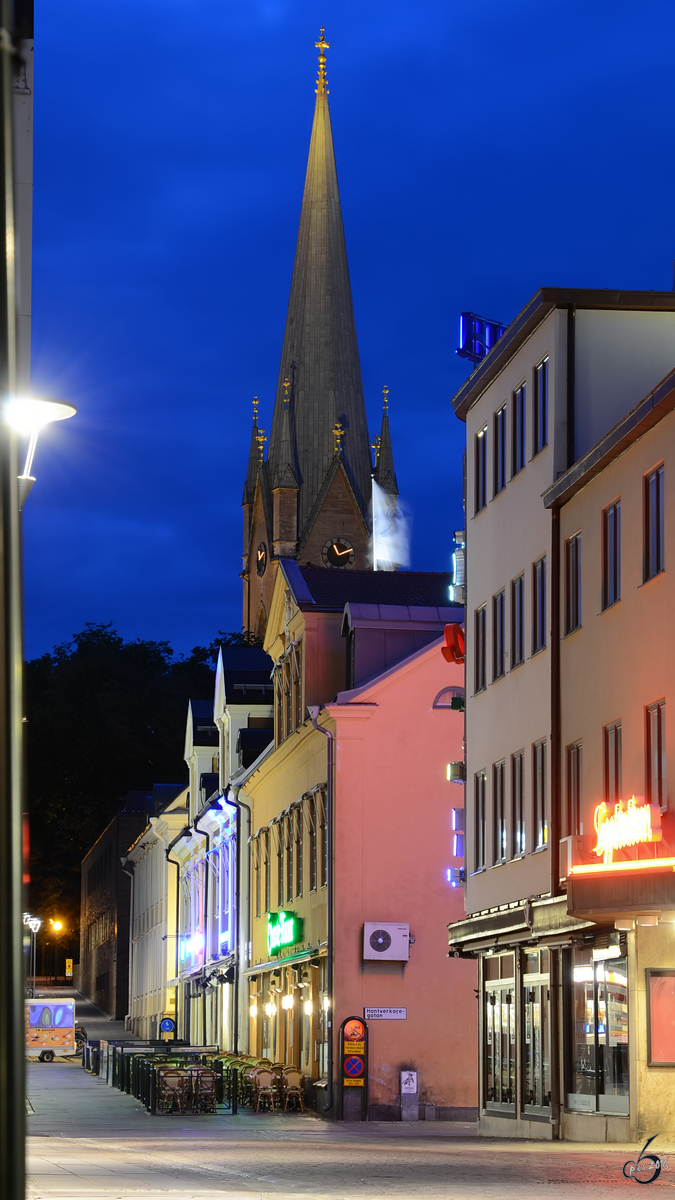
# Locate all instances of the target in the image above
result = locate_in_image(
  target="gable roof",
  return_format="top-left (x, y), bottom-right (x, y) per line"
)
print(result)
top-left (279, 558), bottom-right (455, 611)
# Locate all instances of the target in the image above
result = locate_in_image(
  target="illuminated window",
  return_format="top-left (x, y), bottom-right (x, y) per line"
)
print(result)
top-left (263, 830), bottom-right (271, 913)
top-left (475, 605), bottom-right (487, 693)
top-left (645, 465), bottom-right (665, 581)
top-left (318, 791), bottom-right (328, 888)
top-left (532, 557), bottom-right (546, 654)
top-left (511, 574), bottom-right (524, 668)
top-left (533, 357), bottom-right (548, 455)
top-left (533, 739), bottom-right (547, 849)
top-left (512, 750), bottom-right (525, 856)
top-left (475, 425), bottom-right (487, 513)
top-left (568, 943), bottom-right (628, 1114)
top-left (493, 590), bottom-right (505, 681)
top-left (646, 699), bottom-right (667, 812)
top-left (309, 796), bottom-right (317, 891)
top-left (494, 405), bottom-right (507, 495)
top-left (254, 838), bottom-right (261, 919)
top-left (604, 722), bottom-right (622, 805)
top-left (475, 770), bottom-right (487, 871)
top-left (567, 741), bottom-right (582, 836)
top-left (565, 532), bottom-right (582, 634)
top-left (493, 760), bottom-right (506, 864)
top-left (276, 823), bottom-right (283, 907)
top-left (295, 809), bottom-right (303, 897)
top-left (602, 500), bottom-right (621, 609)
top-left (512, 383), bottom-right (526, 475)
top-left (286, 814), bottom-right (293, 904)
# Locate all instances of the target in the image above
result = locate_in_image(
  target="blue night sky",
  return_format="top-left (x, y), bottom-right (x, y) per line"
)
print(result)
top-left (24, 0), bottom-right (675, 659)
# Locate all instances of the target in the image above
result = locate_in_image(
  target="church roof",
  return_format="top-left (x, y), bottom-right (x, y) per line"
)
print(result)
top-left (373, 392), bottom-right (398, 495)
top-left (266, 33), bottom-right (373, 541)
top-left (280, 559), bottom-right (455, 610)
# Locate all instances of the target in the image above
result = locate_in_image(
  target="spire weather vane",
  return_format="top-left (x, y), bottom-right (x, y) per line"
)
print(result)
top-left (252, 395), bottom-right (259, 421)
top-left (315, 27), bottom-right (329, 95)
top-left (256, 427), bottom-right (267, 461)
top-left (333, 420), bottom-right (344, 454)
top-left (371, 435), bottom-right (381, 465)
top-left (382, 385), bottom-right (389, 410)
top-left (282, 377), bottom-right (291, 404)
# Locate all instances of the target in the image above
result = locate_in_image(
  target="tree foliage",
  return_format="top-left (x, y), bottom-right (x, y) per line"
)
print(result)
top-left (26, 623), bottom-right (259, 927)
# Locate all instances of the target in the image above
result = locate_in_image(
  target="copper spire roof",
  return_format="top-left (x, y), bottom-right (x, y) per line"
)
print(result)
top-left (266, 31), bottom-right (373, 541)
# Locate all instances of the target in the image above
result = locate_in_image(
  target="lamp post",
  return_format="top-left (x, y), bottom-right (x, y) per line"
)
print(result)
top-left (22, 912), bottom-right (40, 997)
top-left (3, 394), bottom-right (76, 508)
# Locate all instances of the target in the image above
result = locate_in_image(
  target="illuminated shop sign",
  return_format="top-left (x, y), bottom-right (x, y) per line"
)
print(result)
top-left (593, 797), bottom-right (661, 865)
top-left (267, 911), bottom-right (303, 956)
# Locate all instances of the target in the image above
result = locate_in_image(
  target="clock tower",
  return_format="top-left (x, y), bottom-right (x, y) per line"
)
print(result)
top-left (242, 31), bottom-right (397, 637)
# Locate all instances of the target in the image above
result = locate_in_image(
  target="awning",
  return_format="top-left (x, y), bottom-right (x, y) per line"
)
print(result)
top-left (243, 945), bottom-right (325, 976)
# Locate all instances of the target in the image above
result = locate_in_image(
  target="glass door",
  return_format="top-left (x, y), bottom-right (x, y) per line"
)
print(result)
top-left (522, 949), bottom-right (550, 1112)
top-left (484, 953), bottom-right (515, 1111)
top-left (568, 945), bottom-right (628, 1115)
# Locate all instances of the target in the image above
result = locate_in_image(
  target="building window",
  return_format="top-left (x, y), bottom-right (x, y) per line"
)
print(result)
top-left (475, 425), bottom-right (488, 513)
top-left (565, 532), bottom-right (582, 634)
top-left (605, 721), bottom-right (622, 804)
top-left (309, 796), bottom-right (317, 891)
top-left (493, 590), bottom-right (505, 680)
top-left (523, 947), bottom-right (551, 1110)
top-left (533, 739), bottom-right (547, 849)
top-left (475, 770), bottom-right (487, 871)
top-left (484, 953), bottom-right (516, 1110)
top-left (475, 605), bottom-right (487, 692)
top-left (493, 760), bottom-right (506, 863)
top-left (254, 839), bottom-right (261, 919)
top-left (494, 405), bottom-right (507, 495)
top-left (319, 790), bottom-right (328, 888)
top-left (263, 830), bottom-right (271, 913)
top-left (647, 699), bottom-right (667, 812)
top-left (295, 808), bottom-right (303, 896)
top-left (511, 574), bottom-right (524, 668)
top-left (567, 741), bottom-right (582, 836)
top-left (286, 814), bottom-right (293, 903)
top-left (602, 500), bottom-right (621, 609)
top-left (532, 556), bottom-right (546, 654)
top-left (276, 824), bottom-right (284, 906)
top-left (568, 944), bottom-right (628, 1115)
top-left (645, 465), bottom-right (665, 581)
top-left (533, 357), bottom-right (548, 455)
top-left (511, 750), bottom-right (525, 856)
top-left (512, 383), bottom-right (526, 475)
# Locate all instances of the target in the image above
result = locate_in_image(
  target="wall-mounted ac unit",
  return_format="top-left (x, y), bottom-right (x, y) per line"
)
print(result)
top-left (363, 922), bottom-right (410, 962)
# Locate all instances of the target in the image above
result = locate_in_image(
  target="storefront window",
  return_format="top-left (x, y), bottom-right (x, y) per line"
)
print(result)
top-left (522, 948), bottom-right (550, 1110)
top-left (484, 953), bottom-right (516, 1110)
top-left (568, 944), bottom-right (628, 1115)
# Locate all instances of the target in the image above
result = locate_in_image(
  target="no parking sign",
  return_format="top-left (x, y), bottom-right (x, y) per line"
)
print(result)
top-left (340, 1015), bottom-right (368, 1120)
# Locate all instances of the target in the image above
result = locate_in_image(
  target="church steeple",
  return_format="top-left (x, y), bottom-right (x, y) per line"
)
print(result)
top-left (373, 386), bottom-right (398, 495)
top-left (266, 29), bottom-right (373, 545)
top-left (243, 396), bottom-right (261, 505)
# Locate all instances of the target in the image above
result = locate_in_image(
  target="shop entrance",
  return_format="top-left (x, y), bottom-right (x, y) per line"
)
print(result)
top-left (568, 944), bottom-right (628, 1116)
top-left (484, 952), bottom-right (515, 1111)
top-left (522, 948), bottom-right (550, 1112)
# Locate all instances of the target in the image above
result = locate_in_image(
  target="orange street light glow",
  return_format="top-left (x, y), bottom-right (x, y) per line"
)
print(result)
top-left (51, 920), bottom-right (63, 931)
top-left (569, 857), bottom-right (675, 877)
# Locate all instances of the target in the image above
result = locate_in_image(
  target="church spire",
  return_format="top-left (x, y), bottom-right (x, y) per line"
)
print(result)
top-left (373, 386), bottom-right (398, 495)
top-left (266, 29), bottom-right (373, 543)
top-left (243, 396), bottom-right (261, 504)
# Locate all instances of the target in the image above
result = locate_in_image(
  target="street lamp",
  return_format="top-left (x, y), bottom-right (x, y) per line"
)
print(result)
top-left (3, 394), bottom-right (76, 508)
top-left (22, 912), bottom-right (41, 998)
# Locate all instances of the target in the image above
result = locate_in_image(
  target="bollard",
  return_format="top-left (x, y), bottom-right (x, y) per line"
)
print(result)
top-left (231, 1067), bottom-right (238, 1115)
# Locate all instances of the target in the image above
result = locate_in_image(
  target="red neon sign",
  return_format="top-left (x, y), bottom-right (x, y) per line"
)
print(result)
top-left (592, 796), bottom-right (661, 865)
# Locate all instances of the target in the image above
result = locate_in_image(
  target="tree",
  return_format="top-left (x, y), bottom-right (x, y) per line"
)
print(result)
top-left (25, 623), bottom-right (260, 930)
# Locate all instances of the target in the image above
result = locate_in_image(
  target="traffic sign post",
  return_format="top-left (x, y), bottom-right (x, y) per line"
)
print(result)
top-left (339, 1015), bottom-right (368, 1122)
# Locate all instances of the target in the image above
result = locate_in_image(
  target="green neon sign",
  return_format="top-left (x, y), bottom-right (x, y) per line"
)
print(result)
top-left (267, 911), bottom-right (303, 956)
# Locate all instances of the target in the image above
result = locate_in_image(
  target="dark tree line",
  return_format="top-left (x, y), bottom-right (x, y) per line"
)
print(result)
top-left (25, 623), bottom-right (258, 932)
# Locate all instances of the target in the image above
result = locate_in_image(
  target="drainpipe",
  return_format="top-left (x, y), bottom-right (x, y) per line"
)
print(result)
top-left (227, 783), bottom-right (251, 1055)
top-left (308, 706), bottom-right (334, 1116)
top-left (166, 826), bottom-right (191, 1041)
top-left (192, 811), bottom-right (210, 1045)
top-left (120, 857), bottom-right (134, 1032)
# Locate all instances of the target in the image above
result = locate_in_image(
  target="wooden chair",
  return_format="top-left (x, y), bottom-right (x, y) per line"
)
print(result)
top-left (253, 1068), bottom-right (277, 1112)
top-left (282, 1067), bottom-right (305, 1113)
top-left (157, 1067), bottom-right (190, 1114)
top-left (189, 1067), bottom-right (217, 1113)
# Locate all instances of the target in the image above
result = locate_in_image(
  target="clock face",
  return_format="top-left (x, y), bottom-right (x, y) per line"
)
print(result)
top-left (322, 537), bottom-right (355, 569)
top-left (256, 542), bottom-right (267, 576)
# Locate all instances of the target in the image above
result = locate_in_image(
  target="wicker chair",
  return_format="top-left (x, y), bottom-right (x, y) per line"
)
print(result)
top-left (189, 1067), bottom-right (217, 1114)
top-left (282, 1067), bottom-right (305, 1113)
top-left (157, 1067), bottom-right (190, 1114)
top-left (253, 1067), bottom-right (277, 1112)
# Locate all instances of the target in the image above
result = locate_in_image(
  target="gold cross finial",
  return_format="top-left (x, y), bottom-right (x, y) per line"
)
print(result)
top-left (382, 385), bottom-right (389, 411)
top-left (371, 435), bottom-right (381, 464)
top-left (256, 427), bottom-right (267, 462)
top-left (282, 377), bottom-right (291, 404)
top-left (333, 420), bottom-right (344, 454)
top-left (315, 27), bottom-right (329, 95)
top-left (252, 395), bottom-right (259, 422)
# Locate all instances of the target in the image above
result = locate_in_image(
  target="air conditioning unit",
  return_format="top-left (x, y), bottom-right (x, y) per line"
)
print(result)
top-left (363, 922), bottom-right (410, 962)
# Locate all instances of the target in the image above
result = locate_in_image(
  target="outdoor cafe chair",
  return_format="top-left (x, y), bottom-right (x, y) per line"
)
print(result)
top-left (282, 1067), bottom-right (305, 1113)
top-left (253, 1068), bottom-right (277, 1113)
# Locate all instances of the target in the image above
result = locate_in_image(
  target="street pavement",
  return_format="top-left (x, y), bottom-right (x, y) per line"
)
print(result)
top-left (27, 1049), bottom-right (675, 1199)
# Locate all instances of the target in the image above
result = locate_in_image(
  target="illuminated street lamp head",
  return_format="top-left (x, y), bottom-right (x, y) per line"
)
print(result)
top-left (50, 919), bottom-right (63, 931)
top-left (3, 395), bottom-right (76, 509)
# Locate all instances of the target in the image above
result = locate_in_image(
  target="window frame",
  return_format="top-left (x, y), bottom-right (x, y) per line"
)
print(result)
top-left (512, 750), bottom-right (525, 857)
top-left (564, 531), bottom-right (582, 635)
top-left (533, 739), bottom-right (547, 850)
top-left (532, 556), bottom-right (546, 655)
top-left (533, 357), bottom-right (548, 456)
top-left (604, 721), bottom-right (622, 805)
top-left (493, 589), bottom-right (505, 681)
top-left (646, 699), bottom-right (667, 813)
top-left (512, 383), bottom-right (526, 476)
top-left (602, 500), bottom-right (621, 610)
top-left (644, 464), bottom-right (665, 582)
top-left (475, 425), bottom-right (488, 514)
top-left (493, 760), bottom-right (506, 864)
top-left (475, 605), bottom-right (487, 693)
top-left (511, 573), bottom-right (525, 668)
top-left (493, 404), bottom-right (507, 496)
top-left (567, 741), bottom-right (582, 836)
top-left (474, 770), bottom-right (487, 872)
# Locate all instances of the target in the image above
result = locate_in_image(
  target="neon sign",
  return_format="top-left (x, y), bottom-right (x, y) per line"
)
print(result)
top-left (267, 911), bottom-right (303, 957)
top-left (592, 796), bottom-right (661, 865)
